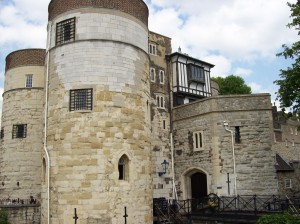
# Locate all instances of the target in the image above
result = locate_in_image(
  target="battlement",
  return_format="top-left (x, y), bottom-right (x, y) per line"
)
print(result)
top-left (48, 0), bottom-right (149, 26)
top-left (5, 49), bottom-right (45, 72)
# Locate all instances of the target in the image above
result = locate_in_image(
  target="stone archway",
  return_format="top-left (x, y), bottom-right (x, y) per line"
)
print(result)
top-left (182, 168), bottom-right (209, 200)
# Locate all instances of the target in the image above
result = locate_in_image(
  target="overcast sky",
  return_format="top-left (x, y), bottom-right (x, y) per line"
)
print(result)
top-left (0, 0), bottom-right (298, 111)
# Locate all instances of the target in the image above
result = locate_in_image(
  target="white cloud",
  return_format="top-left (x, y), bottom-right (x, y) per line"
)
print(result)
top-left (0, 4), bottom-right (47, 48)
top-left (234, 68), bottom-right (252, 77)
top-left (202, 55), bottom-right (232, 78)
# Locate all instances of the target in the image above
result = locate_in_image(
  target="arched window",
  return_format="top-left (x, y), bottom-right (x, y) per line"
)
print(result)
top-left (150, 68), bottom-right (155, 82)
top-left (159, 70), bottom-right (164, 84)
top-left (42, 158), bottom-right (46, 184)
top-left (118, 155), bottom-right (129, 181)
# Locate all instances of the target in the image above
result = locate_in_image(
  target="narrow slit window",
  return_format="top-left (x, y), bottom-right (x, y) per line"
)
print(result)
top-left (150, 68), bottom-right (155, 82)
top-left (235, 126), bottom-right (241, 144)
top-left (118, 155), bottom-right (129, 181)
top-left (193, 131), bottom-right (204, 151)
top-left (159, 70), bottom-right (164, 84)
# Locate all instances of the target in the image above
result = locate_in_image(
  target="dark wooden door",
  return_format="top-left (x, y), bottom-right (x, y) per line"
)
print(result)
top-left (191, 172), bottom-right (207, 199)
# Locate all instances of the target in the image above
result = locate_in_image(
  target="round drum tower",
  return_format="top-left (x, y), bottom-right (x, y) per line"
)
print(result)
top-left (44, 0), bottom-right (151, 223)
top-left (1, 49), bottom-right (46, 200)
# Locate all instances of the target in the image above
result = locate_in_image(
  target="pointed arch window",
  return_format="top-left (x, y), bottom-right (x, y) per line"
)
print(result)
top-left (118, 155), bottom-right (129, 181)
top-left (150, 68), bottom-right (155, 82)
top-left (159, 70), bottom-right (164, 84)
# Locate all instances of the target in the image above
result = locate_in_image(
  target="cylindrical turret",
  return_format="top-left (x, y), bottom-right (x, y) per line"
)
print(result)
top-left (43, 0), bottom-right (151, 223)
top-left (0, 49), bottom-right (45, 200)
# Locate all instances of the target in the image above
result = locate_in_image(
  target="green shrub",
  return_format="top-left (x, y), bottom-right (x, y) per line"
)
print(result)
top-left (0, 209), bottom-right (9, 224)
top-left (257, 213), bottom-right (300, 224)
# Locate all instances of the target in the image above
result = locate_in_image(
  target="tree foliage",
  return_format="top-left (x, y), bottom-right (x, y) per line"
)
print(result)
top-left (275, 1), bottom-right (300, 113)
top-left (0, 209), bottom-right (9, 224)
top-left (211, 75), bottom-right (252, 95)
top-left (257, 213), bottom-right (300, 224)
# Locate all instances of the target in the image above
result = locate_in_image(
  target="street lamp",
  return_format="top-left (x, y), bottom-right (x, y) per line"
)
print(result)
top-left (158, 160), bottom-right (169, 176)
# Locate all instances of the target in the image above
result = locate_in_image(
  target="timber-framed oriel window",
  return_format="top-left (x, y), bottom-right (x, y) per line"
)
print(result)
top-left (56, 17), bottom-right (75, 45)
top-left (69, 88), bottom-right (93, 111)
top-left (187, 64), bottom-right (205, 83)
top-left (12, 124), bottom-right (27, 139)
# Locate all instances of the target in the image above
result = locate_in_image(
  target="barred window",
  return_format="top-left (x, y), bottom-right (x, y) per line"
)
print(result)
top-left (70, 89), bottom-right (93, 111)
top-left (56, 17), bottom-right (75, 46)
top-left (25, 74), bottom-right (33, 88)
top-left (12, 124), bottom-right (27, 139)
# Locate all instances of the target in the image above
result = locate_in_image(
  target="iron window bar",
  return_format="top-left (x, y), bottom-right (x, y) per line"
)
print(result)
top-left (56, 17), bottom-right (75, 46)
top-left (12, 124), bottom-right (27, 139)
top-left (69, 88), bottom-right (93, 111)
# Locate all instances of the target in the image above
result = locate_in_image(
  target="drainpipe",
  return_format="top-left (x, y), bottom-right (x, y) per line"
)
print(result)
top-left (170, 133), bottom-right (178, 200)
top-left (223, 121), bottom-right (237, 196)
top-left (44, 21), bottom-right (52, 224)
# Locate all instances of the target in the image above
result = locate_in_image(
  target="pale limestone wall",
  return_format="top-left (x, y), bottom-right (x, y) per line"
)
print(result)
top-left (0, 87), bottom-right (44, 199)
top-left (43, 8), bottom-right (152, 224)
top-left (48, 8), bottom-right (148, 53)
top-left (148, 32), bottom-right (174, 199)
top-left (172, 94), bottom-right (278, 197)
top-left (4, 66), bottom-right (45, 92)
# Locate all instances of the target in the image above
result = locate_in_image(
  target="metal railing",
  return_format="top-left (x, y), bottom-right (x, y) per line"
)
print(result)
top-left (153, 194), bottom-right (300, 223)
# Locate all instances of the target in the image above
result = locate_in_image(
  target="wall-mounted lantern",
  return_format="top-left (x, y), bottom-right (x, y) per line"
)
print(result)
top-left (158, 160), bottom-right (169, 177)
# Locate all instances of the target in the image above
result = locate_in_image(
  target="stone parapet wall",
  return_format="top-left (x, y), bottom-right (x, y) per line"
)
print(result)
top-left (173, 94), bottom-right (277, 197)
top-left (48, 0), bottom-right (148, 26)
top-left (173, 94), bottom-right (272, 121)
top-left (5, 49), bottom-right (45, 71)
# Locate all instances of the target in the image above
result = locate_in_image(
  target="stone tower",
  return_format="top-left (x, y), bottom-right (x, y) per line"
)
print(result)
top-left (0, 49), bottom-right (45, 200)
top-left (44, 0), bottom-right (151, 223)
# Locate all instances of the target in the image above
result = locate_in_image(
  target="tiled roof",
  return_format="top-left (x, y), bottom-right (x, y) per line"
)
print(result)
top-left (275, 153), bottom-right (294, 171)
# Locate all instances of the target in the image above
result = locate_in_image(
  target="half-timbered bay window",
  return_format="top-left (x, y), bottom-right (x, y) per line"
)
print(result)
top-left (56, 17), bottom-right (75, 45)
top-left (69, 88), bottom-right (93, 111)
top-left (187, 64), bottom-right (205, 83)
top-left (12, 124), bottom-right (27, 139)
